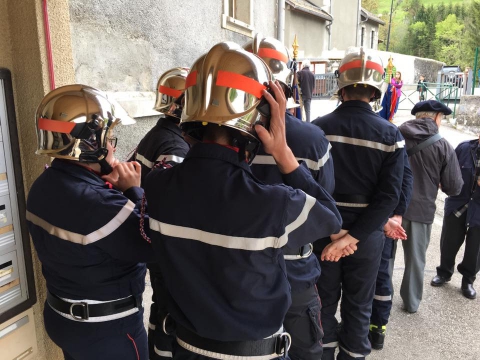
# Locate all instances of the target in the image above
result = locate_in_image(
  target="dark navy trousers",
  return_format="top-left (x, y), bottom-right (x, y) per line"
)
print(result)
top-left (315, 230), bottom-right (383, 360)
top-left (370, 236), bottom-right (395, 327)
top-left (44, 301), bottom-right (148, 360)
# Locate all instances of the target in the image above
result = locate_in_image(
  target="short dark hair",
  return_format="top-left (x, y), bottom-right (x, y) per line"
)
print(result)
top-left (343, 84), bottom-right (375, 101)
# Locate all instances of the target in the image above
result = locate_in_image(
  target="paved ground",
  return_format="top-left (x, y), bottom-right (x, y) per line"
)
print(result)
top-left (143, 99), bottom-right (480, 359)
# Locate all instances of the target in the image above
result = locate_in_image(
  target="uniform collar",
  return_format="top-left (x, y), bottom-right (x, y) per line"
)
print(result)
top-left (336, 100), bottom-right (372, 111)
top-left (185, 143), bottom-right (252, 173)
top-left (50, 159), bottom-right (108, 186)
top-left (156, 117), bottom-right (183, 136)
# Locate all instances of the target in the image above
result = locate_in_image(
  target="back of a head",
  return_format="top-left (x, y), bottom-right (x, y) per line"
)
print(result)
top-left (154, 67), bottom-right (189, 122)
top-left (302, 59), bottom-right (311, 69)
top-left (337, 47), bottom-right (384, 102)
top-left (180, 41), bottom-right (272, 162)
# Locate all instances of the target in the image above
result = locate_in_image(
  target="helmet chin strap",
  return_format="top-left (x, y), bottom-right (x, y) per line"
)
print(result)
top-left (99, 157), bottom-right (113, 175)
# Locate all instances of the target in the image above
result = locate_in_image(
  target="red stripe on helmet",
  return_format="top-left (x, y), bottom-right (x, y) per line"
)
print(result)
top-left (185, 70), bottom-right (197, 89)
top-left (216, 70), bottom-right (266, 99)
top-left (339, 60), bottom-right (384, 74)
top-left (159, 85), bottom-right (182, 98)
top-left (258, 48), bottom-right (288, 63)
top-left (38, 118), bottom-right (76, 133)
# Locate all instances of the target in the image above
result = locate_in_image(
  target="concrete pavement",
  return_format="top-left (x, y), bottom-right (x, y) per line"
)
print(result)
top-left (143, 99), bottom-right (480, 359)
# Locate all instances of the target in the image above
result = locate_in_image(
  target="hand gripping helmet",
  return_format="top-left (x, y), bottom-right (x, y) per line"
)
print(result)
top-left (181, 41), bottom-right (272, 149)
top-left (243, 34), bottom-right (293, 95)
top-left (154, 67), bottom-right (189, 121)
top-left (336, 47), bottom-right (385, 101)
top-left (35, 84), bottom-right (125, 173)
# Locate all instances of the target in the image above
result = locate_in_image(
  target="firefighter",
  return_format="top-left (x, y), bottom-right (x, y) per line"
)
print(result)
top-left (130, 67), bottom-right (190, 359)
top-left (144, 41), bottom-right (343, 360)
top-left (27, 85), bottom-right (155, 359)
top-left (245, 34), bottom-right (335, 360)
top-left (312, 47), bottom-right (406, 360)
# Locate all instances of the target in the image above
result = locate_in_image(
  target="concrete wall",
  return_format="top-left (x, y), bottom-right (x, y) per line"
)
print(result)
top-left (330, 0), bottom-right (359, 51)
top-left (68, 0), bottom-right (277, 154)
top-left (456, 96), bottom-right (480, 130)
top-left (284, 8), bottom-right (327, 60)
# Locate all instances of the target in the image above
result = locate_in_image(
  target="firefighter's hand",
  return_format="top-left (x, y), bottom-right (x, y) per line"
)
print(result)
top-left (255, 81), bottom-right (297, 174)
top-left (321, 234), bottom-right (359, 262)
top-left (384, 217), bottom-right (407, 240)
top-left (102, 161), bottom-right (141, 191)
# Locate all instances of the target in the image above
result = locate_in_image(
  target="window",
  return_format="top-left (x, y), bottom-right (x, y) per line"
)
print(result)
top-left (371, 30), bottom-right (375, 49)
top-left (360, 27), bottom-right (365, 47)
top-left (222, 0), bottom-right (253, 36)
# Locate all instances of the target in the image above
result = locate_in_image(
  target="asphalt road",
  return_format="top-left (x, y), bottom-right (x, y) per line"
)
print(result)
top-left (143, 100), bottom-right (480, 359)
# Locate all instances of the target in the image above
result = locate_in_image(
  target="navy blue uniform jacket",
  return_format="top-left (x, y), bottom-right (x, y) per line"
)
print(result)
top-left (445, 139), bottom-right (480, 228)
top-left (26, 160), bottom-right (154, 301)
top-left (133, 117), bottom-right (189, 184)
top-left (144, 143), bottom-right (341, 342)
top-left (313, 101), bottom-right (405, 240)
top-left (251, 111), bottom-right (335, 292)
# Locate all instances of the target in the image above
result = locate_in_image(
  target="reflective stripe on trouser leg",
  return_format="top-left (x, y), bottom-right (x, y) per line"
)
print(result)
top-left (370, 236), bottom-right (394, 326)
top-left (314, 237), bottom-right (342, 360)
top-left (337, 229), bottom-right (384, 360)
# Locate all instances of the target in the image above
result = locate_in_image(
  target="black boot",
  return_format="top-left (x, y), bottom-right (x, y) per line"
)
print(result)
top-left (368, 324), bottom-right (386, 350)
top-left (461, 278), bottom-right (477, 299)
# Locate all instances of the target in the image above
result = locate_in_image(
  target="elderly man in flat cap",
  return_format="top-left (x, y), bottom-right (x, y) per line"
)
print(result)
top-left (392, 100), bottom-right (463, 314)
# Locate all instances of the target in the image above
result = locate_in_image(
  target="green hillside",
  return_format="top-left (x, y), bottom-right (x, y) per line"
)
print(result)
top-left (378, 0), bottom-right (469, 13)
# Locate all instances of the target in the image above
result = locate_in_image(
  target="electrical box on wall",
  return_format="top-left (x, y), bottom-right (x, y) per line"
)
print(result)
top-left (0, 69), bottom-right (36, 324)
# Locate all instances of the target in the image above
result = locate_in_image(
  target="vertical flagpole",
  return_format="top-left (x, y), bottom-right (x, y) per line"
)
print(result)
top-left (292, 35), bottom-right (302, 120)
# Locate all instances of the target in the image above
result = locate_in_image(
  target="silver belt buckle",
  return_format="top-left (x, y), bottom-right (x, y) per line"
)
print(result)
top-left (69, 302), bottom-right (89, 321)
top-left (300, 243), bottom-right (313, 258)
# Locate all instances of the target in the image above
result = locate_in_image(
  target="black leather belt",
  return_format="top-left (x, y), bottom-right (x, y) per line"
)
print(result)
top-left (47, 291), bottom-right (142, 321)
top-left (283, 243), bottom-right (313, 260)
top-left (176, 324), bottom-right (291, 359)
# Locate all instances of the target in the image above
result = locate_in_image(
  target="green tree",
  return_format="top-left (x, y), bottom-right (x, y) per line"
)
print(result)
top-left (362, 0), bottom-right (379, 13)
top-left (405, 21), bottom-right (429, 57)
top-left (434, 14), bottom-right (466, 66)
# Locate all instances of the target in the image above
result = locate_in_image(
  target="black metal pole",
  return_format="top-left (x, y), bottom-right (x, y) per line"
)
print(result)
top-left (386, 0), bottom-right (394, 51)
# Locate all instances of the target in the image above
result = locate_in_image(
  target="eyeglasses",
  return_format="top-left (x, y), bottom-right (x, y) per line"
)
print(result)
top-left (107, 136), bottom-right (117, 148)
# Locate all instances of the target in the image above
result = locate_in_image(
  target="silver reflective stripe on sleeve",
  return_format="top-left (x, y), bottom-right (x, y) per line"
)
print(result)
top-left (326, 135), bottom-right (404, 152)
top-left (150, 194), bottom-right (316, 251)
top-left (149, 322), bottom-right (156, 330)
top-left (26, 200), bottom-right (135, 245)
top-left (339, 345), bottom-right (367, 358)
top-left (154, 346), bottom-right (173, 358)
top-left (136, 153), bottom-right (184, 169)
top-left (374, 294), bottom-right (392, 301)
top-left (252, 145), bottom-right (331, 171)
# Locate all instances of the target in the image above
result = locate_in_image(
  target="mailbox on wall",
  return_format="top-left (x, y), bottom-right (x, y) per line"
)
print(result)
top-left (0, 68), bottom-right (36, 324)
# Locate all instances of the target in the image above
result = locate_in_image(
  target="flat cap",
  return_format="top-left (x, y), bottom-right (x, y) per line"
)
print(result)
top-left (411, 100), bottom-right (452, 115)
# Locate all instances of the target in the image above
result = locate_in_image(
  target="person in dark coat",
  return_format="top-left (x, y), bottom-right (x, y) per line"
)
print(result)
top-left (130, 67), bottom-right (190, 360)
top-left (394, 100), bottom-right (463, 314)
top-left (297, 59), bottom-right (315, 122)
top-left (144, 41), bottom-right (342, 360)
top-left (245, 35), bottom-right (335, 360)
top-left (431, 135), bottom-right (480, 299)
top-left (27, 85), bottom-right (155, 360)
top-left (312, 47), bottom-right (406, 360)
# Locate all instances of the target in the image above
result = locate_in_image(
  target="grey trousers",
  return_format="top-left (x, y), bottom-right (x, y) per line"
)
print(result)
top-left (393, 219), bottom-right (432, 313)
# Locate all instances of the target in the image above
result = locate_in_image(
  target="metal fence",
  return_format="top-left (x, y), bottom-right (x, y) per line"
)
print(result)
top-left (312, 73), bottom-right (338, 98)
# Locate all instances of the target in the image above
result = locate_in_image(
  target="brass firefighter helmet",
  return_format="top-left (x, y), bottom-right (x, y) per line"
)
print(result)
top-left (243, 34), bottom-right (293, 90)
top-left (337, 47), bottom-right (385, 100)
top-left (35, 84), bottom-right (123, 163)
top-left (181, 41), bottom-right (272, 142)
top-left (154, 67), bottom-right (189, 119)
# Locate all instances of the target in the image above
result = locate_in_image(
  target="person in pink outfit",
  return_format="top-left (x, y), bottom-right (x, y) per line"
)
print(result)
top-left (391, 71), bottom-right (403, 115)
